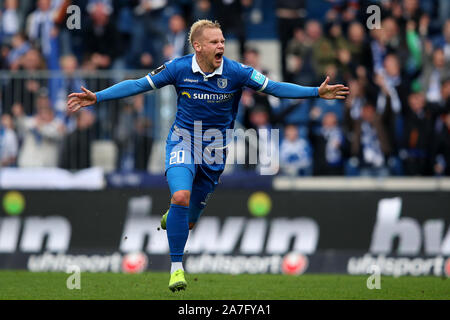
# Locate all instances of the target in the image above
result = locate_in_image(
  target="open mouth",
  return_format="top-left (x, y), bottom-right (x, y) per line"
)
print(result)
top-left (215, 52), bottom-right (223, 61)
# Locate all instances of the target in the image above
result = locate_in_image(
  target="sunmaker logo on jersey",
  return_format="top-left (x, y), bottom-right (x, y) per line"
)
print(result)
top-left (192, 93), bottom-right (234, 102)
top-left (181, 91), bottom-right (234, 103)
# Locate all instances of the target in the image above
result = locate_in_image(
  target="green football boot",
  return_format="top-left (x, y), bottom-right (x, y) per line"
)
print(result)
top-left (169, 269), bottom-right (187, 292)
top-left (160, 210), bottom-right (168, 230)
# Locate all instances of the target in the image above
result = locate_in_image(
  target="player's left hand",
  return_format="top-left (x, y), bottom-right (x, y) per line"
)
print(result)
top-left (67, 86), bottom-right (97, 113)
top-left (318, 76), bottom-right (349, 100)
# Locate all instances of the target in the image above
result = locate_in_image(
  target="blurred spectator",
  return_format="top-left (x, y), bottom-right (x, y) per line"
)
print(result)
top-left (431, 110), bottom-right (450, 176)
top-left (115, 100), bottom-right (136, 171)
top-left (325, 0), bottom-right (359, 27)
top-left (382, 17), bottom-right (407, 61)
top-left (113, 1), bottom-right (136, 58)
top-left (26, 0), bottom-right (61, 68)
top-left (239, 47), bottom-right (277, 129)
top-left (401, 0), bottom-right (425, 27)
top-left (212, 0), bottom-right (252, 59)
top-left (6, 32), bottom-right (31, 70)
top-left (54, 55), bottom-right (86, 118)
top-left (192, 0), bottom-right (214, 22)
top-left (369, 27), bottom-right (388, 76)
top-left (11, 102), bottom-right (25, 142)
top-left (169, 0), bottom-right (194, 24)
top-left (344, 78), bottom-right (368, 125)
top-left (1, 0), bottom-right (22, 44)
top-left (433, 77), bottom-right (450, 110)
top-left (114, 97), bottom-right (153, 171)
top-left (276, 0), bottom-right (306, 79)
top-left (401, 91), bottom-right (435, 175)
top-left (128, 0), bottom-right (168, 69)
top-left (309, 65), bottom-right (344, 124)
top-left (436, 1), bottom-right (450, 28)
top-left (133, 116), bottom-right (153, 171)
top-left (15, 95), bottom-right (65, 167)
top-left (285, 20), bottom-right (335, 85)
top-left (246, 106), bottom-right (279, 174)
top-left (369, 53), bottom-right (410, 155)
top-left (15, 0), bottom-right (35, 29)
top-left (350, 102), bottom-right (391, 177)
top-left (163, 14), bottom-right (189, 60)
top-left (327, 23), bottom-right (351, 78)
top-left (0, 43), bottom-right (9, 70)
top-left (309, 112), bottom-right (346, 176)
top-left (3, 48), bottom-right (47, 115)
top-left (421, 47), bottom-right (450, 103)
top-left (346, 21), bottom-right (373, 78)
top-left (240, 46), bottom-right (306, 131)
top-left (442, 20), bottom-right (450, 62)
top-left (19, 47), bottom-right (47, 71)
top-left (374, 53), bottom-right (410, 115)
top-left (51, 0), bottom-right (78, 57)
top-left (84, 1), bottom-right (121, 70)
top-left (285, 27), bottom-right (316, 85)
top-left (60, 109), bottom-right (96, 170)
top-left (0, 113), bottom-right (19, 167)
top-left (307, 20), bottom-right (335, 80)
top-left (279, 124), bottom-right (312, 176)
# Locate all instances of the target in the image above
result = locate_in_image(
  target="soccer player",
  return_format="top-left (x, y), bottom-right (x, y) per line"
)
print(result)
top-left (67, 20), bottom-right (349, 291)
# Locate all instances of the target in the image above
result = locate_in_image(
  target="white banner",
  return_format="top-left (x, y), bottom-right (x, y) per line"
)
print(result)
top-left (0, 167), bottom-right (105, 189)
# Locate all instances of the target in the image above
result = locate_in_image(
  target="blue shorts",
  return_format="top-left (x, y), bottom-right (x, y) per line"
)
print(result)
top-left (165, 128), bottom-right (226, 223)
top-left (164, 126), bottom-right (227, 177)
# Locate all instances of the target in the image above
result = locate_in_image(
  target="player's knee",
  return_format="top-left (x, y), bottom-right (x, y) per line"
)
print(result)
top-left (189, 222), bottom-right (195, 230)
top-left (171, 190), bottom-right (190, 207)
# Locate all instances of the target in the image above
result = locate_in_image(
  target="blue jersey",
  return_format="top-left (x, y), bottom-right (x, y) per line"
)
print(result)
top-left (93, 52), bottom-right (319, 184)
top-left (94, 53), bottom-right (319, 178)
top-left (146, 54), bottom-right (268, 138)
top-left (95, 53), bottom-right (318, 138)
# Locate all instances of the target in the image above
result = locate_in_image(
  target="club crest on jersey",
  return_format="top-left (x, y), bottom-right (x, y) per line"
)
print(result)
top-left (217, 78), bottom-right (228, 89)
top-left (150, 64), bottom-right (166, 76)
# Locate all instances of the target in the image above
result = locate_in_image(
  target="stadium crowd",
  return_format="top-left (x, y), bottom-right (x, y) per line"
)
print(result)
top-left (0, 0), bottom-right (449, 177)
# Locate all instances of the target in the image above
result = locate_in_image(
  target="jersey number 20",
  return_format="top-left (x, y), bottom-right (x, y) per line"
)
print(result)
top-left (169, 150), bottom-right (185, 165)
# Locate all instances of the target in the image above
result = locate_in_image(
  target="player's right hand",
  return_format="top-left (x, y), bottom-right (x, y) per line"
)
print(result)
top-left (67, 86), bottom-right (97, 113)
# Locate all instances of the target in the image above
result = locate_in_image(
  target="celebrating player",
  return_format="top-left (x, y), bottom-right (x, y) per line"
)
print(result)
top-left (67, 19), bottom-right (349, 292)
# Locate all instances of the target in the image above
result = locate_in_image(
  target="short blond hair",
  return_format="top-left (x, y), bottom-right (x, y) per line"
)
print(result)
top-left (188, 19), bottom-right (221, 48)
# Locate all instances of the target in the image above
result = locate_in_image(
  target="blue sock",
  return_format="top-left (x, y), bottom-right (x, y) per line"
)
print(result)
top-left (166, 203), bottom-right (189, 262)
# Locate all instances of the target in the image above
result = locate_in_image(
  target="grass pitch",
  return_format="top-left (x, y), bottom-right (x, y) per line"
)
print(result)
top-left (0, 271), bottom-right (448, 300)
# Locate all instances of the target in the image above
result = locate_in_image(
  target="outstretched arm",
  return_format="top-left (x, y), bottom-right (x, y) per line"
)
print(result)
top-left (67, 76), bottom-right (152, 113)
top-left (262, 76), bottom-right (349, 100)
